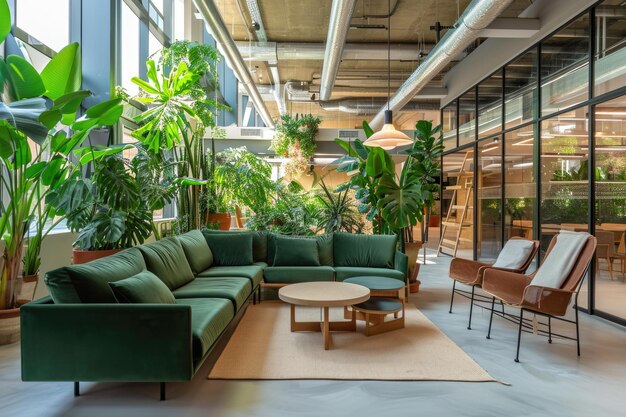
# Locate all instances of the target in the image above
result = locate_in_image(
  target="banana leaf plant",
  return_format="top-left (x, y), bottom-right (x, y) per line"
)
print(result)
top-left (0, 0), bottom-right (124, 309)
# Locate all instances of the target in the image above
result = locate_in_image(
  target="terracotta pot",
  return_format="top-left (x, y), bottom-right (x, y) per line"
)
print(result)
top-left (206, 212), bottom-right (232, 231)
top-left (404, 241), bottom-right (423, 280)
top-left (429, 214), bottom-right (440, 227)
top-left (0, 307), bottom-right (20, 345)
top-left (22, 273), bottom-right (38, 283)
top-left (409, 280), bottom-right (421, 294)
top-left (72, 248), bottom-right (123, 264)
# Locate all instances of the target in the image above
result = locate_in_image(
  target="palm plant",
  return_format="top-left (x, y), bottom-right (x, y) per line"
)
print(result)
top-left (315, 178), bottom-right (364, 233)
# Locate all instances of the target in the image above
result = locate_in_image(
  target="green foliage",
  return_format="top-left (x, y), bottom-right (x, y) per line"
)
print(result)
top-left (271, 113), bottom-right (321, 177)
top-left (0, 8), bottom-right (123, 308)
top-left (315, 177), bottom-right (364, 233)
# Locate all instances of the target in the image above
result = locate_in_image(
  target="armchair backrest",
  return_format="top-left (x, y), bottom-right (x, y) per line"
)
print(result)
top-left (536, 234), bottom-right (597, 292)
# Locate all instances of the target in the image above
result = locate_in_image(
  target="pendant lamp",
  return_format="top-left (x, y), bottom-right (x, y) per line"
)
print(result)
top-left (364, 0), bottom-right (413, 149)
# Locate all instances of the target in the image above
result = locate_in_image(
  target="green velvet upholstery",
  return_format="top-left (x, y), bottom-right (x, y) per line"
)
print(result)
top-left (196, 264), bottom-right (264, 288)
top-left (173, 278), bottom-right (252, 311)
top-left (343, 275), bottom-right (405, 291)
top-left (44, 248), bottom-right (146, 304)
top-left (394, 250), bottom-right (408, 276)
top-left (138, 238), bottom-right (195, 290)
top-left (333, 233), bottom-right (397, 268)
top-left (21, 297), bottom-right (194, 382)
top-left (267, 233), bottom-right (333, 266)
top-left (272, 235), bottom-right (320, 266)
top-left (201, 229), bottom-right (268, 262)
top-left (176, 230), bottom-right (213, 274)
top-left (174, 298), bottom-right (234, 361)
top-left (263, 266), bottom-right (335, 283)
top-left (109, 271), bottom-right (177, 304)
top-left (334, 266), bottom-right (405, 282)
top-left (203, 233), bottom-right (254, 266)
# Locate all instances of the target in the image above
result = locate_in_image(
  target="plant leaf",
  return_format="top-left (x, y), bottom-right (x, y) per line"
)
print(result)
top-left (40, 43), bottom-right (82, 100)
top-left (0, 0), bottom-right (10, 44)
top-left (6, 55), bottom-right (45, 100)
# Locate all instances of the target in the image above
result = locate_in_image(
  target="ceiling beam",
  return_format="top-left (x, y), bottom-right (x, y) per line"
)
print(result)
top-left (481, 18), bottom-right (541, 38)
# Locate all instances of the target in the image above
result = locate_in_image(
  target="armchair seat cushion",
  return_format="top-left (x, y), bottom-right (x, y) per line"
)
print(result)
top-left (175, 298), bottom-right (234, 361)
top-left (263, 266), bottom-right (335, 284)
top-left (196, 264), bottom-right (264, 288)
top-left (173, 278), bottom-right (252, 311)
top-left (334, 267), bottom-right (405, 283)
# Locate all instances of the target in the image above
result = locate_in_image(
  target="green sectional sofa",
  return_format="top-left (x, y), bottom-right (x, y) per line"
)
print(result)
top-left (21, 230), bottom-right (407, 400)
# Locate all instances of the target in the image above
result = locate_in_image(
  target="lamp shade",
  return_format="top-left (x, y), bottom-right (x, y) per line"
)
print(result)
top-left (363, 110), bottom-right (412, 149)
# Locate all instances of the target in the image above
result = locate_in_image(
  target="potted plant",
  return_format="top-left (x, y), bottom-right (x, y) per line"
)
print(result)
top-left (123, 41), bottom-right (226, 233)
top-left (205, 147), bottom-right (276, 229)
top-left (271, 113), bottom-right (321, 178)
top-left (314, 176), bottom-right (364, 233)
top-left (0, 0), bottom-right (124, 343)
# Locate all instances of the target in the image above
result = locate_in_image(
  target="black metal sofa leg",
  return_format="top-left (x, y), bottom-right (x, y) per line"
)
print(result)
top-left (449, 280), bottom-right (456, 314)
top-left (515, 309), bottom-right (524, 363)
top-left (74, 381), bottom-right (79, 397)
top-left (160, 382), bottom-right (166, 401)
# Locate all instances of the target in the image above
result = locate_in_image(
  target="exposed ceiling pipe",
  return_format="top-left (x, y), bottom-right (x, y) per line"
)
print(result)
top-left (319, 0), bottom-right (357, 101)
top-left (236, 41), bottom-right (432, 62)
top-left (245, 0), bottom-right (267, 42)
top-left (268, 66), bottom-right (287, 114)
top-left (192, 0), bottom-right (275, 128)
top-left (319, 98), bottom-right (439, 115)
top-left (369, 0), bottom-right (515, 129)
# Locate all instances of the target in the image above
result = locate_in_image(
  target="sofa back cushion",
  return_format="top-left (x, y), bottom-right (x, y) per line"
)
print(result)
top-left (267, 233), bottom-right (333, 266)
top-left (333, 233), bottom-right (397, 268)
top-left (201, 229), bottom-right (267, 262)
top-left (138, 238), bottom-right (195, 290)
top-left (176, 230), bottom-right (213, 274)
top-left (44, 248), bottom-right (146, 303)
top-left (203, 233), bottom-right (254, 266)
top-left (273, 235), bottom-right (321, 266)
top-left (109, 270), bottom-right (177, 304)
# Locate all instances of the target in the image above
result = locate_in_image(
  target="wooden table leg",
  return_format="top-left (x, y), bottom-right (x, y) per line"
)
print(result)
top-left (323, 306), bottom-right (331, 350)
top-left (290, 304), bottom-right (296, 332)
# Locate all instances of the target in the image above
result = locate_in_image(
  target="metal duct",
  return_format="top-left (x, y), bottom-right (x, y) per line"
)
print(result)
top-left (192, 0), bottom-right (275, 128)
top-left (319, 0), bottom-right (357, 101)
top-left (246, 0), bottom-right (267, 42)
top-left (319, 99), bottom-right (439, 115)
top-left (269, 66), bottom-right (286, 114)
top-left (369, 0), bottom-right (515, 129)
top-left (236, 42), bottom-right (431, 62)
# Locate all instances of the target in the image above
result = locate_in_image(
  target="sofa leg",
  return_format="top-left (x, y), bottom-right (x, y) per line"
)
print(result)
top-left (258, 286), bottom-right (262, 303)
top-left (74, 381), bottom-right (80, 397)
top-left (160, 382), bottom-right (166, 401)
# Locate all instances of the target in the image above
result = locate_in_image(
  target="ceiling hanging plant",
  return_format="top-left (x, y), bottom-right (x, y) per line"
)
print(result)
top-left (270, 113), bottom-right (321, 178)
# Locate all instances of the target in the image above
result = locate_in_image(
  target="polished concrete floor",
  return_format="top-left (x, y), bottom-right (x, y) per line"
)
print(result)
top-left (2, 250), bottom-right (626, 417)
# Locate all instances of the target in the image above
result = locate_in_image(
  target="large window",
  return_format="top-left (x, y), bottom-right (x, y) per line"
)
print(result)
top-left (477, 71), bottom-right (502, 139)
top-left (15, 0), bottom-right (70, 53)
top-left (121, 2), bottom-right (141, 96)
top-left (477, 138), bottom-right (502, 260)
top-left (594, 0), bottom-right (626, 97)
top-left (505, 48), bottom-right (537, 129)
top-left (504, 128), bottom-right (535, 243)
top-left (442, 101), bottom-right (457, 151)
top-left (458, 89), bottom-right (476, 145)
top-left (541, 15), bottom-right (590, 116)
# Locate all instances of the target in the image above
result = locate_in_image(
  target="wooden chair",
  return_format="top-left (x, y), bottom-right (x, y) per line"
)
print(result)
top-left (595, 231), bottom-right (616, 280)
top-left (448, 237), bottom-right (540, 330)
top-left (482, 233), bottom-right (596, 362)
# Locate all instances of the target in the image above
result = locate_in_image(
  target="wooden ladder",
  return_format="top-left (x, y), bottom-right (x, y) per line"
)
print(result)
top-left (438, 151), bottom-right (474, 257)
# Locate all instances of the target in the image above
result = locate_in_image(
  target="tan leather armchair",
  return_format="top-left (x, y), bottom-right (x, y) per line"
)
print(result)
top-left (482, 234), bottom-right (596, 362)
top-left (448, 237), bottom-right (540, 330)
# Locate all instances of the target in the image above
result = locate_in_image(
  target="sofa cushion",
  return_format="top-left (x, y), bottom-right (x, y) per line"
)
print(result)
top-left (173, 278), bottom-right (252, 311)
top-left (176, 230), bottom-right (213, 274)
top-left (263, 266), bottom-right (335, 284)
top-left (267, 233), bottom-right (333, 266)
top-left (273, 235), bottom-right (320, 266)
top-left (44, 248), bottom-right (146, 303)
top-left (333, 233), bottom-right (396, 268)
top-left (175, 298), bottom-right (234, 361)
top-left (109, 271), bottom-right (176, 304)
top-left (203, 233), bottom-right (254, 266)
top-left (334, 266), bottom-right (405, 283)
top-left (201, 229), bottom-right (267, 262)
top-left (138, 238), bottom-right (195, 290)
top-left (196, 264), bottom-right (264, 288)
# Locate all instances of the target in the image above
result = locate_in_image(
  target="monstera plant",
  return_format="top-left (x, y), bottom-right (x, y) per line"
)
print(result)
top-left (0, 0), bottom-right (123, 335)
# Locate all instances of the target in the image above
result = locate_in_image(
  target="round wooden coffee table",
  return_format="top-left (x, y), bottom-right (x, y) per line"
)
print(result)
top-left (278, 282), bottom-right (370, 350)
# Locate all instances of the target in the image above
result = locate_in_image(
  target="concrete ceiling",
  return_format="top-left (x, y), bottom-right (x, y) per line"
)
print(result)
top-left (212, 0), bottom-right (532, 128)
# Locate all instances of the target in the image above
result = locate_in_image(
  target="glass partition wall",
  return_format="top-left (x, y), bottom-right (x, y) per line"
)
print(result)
top-left (440, 1), bottom-right (626, 325)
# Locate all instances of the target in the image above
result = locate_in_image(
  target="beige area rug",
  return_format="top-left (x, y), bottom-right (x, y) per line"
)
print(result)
top-left (208, 303), bottom-right (497, 382)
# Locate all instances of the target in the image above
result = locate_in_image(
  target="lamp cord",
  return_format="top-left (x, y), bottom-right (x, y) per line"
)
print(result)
top-left (387, 0), bottom-right (390, 111)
